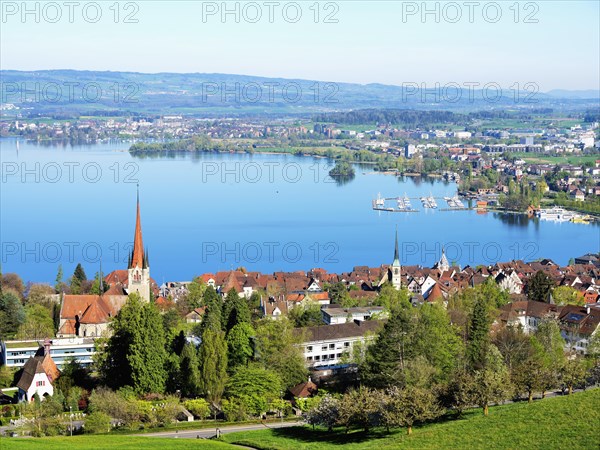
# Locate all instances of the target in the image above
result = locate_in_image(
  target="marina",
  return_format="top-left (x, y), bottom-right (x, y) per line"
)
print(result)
top-left (374, 193), bottom-right (469, 212)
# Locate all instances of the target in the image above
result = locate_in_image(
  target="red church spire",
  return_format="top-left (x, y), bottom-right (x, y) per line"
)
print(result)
top-left (130, 185), bottom-right (146, 269)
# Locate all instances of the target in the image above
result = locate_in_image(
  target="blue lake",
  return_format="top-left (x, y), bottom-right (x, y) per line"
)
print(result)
top-left (1, 138), bottom-right (598, 284)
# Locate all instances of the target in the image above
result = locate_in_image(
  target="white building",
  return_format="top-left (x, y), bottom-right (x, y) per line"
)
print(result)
top-left (16, 342), bottom-right (60, 402)
top-left (321, 306), bottom-right (387, 325)
top-left (1, 337), bottom-right (96, 369)
top-left (294, 320), bottom-right (384, 368)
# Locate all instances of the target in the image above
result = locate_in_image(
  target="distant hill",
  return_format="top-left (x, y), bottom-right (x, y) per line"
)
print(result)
top-left (546, 89), bottom-right (600, 99)
top-left (1, 70), bottom-right (598, 117)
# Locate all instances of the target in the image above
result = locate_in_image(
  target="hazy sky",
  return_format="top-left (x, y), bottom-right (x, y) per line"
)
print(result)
top-left (1, 1), bottom-right (599, 91)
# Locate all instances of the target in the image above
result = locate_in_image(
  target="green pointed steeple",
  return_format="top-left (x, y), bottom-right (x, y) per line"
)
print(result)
top-left (393, 226), bottom-right (400, 267)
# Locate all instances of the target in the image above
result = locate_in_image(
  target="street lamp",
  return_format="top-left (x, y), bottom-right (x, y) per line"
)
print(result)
top-left (69, 406), bottom-right (73, 436)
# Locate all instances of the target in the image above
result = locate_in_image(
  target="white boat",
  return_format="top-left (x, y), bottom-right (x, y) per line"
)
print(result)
top-left (428, 193), bottom-right (437, 209)
top-left (452, 196), bottom-right (465, 208)
top-left (403, 194), bottom-right (412, 209)
top-left (375, 193), bottom-right (385, 207)
top-left (536, 207), bottom-right (575, 221)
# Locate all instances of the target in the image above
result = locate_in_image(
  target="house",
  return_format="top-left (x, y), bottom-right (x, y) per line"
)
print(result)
top-left (495, 270), bottom-right (524, 294)
top-left (321, 305), bottom-right (387, 325)
top-left (558, 304), bottom-right (600, 354)
top-left (294, 320), bottom-right (385, 369)
top-left (185, 307), bottom-right (206, 324)
top-left (570, 189), bottom-right (585, 201)
top-left (16, 341), bottom-right (60, 402)
top-left (574, 254), bottom-right (600, 267)
top-left (288, 377), bottom-right (318, 399)
top-left (497, 301), bottom-right (559, 334)
top-left (261, 296), bottom-right (288, 319)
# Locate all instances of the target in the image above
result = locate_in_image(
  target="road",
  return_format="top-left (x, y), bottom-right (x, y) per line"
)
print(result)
top-left (142, 420), bottom-right (302, 439)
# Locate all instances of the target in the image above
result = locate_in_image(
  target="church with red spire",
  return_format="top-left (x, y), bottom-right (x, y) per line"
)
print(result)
top-left (56, 189), bottom-right (155, 338)
top-left (127, 187), bottom-right (151, 302)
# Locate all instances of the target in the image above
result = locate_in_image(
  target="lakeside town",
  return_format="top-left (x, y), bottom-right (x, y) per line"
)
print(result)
top-left (4, 109), bottom-right (600, 220)
top-left (0, 192), bottom-right (599, 439)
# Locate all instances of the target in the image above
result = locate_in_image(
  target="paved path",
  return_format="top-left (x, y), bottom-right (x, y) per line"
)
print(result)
top-left (142, 421), bottom-right (302, 440)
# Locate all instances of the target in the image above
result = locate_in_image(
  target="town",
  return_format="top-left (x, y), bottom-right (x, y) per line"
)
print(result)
top-left (0, 193), bottom-right (599, 441)
top-left (4, 108), bottom-right (600, 219)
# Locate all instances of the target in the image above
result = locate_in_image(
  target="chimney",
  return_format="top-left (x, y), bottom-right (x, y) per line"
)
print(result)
top-left (586, 306), bottom-right (591, 315)
top-left (43, 339), bottom-right (51, 356)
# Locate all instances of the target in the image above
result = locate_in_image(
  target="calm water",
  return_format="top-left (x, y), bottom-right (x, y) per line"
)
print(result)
top-left (1, 138), bottom-right (598, 284)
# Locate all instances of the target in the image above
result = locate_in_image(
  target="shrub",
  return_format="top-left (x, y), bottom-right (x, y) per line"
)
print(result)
top-left (184, 398), bottom-right (210, 420)
top-left (84, 411), bottom-right (111, 434)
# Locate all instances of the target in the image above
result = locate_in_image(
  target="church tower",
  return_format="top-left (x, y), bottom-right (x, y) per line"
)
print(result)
top-left (436, 247), bottom-right (450, 273)
top-left (391, 227), bottom-right (402, 290)
top-left (127, 187), bottom-right (151, 302)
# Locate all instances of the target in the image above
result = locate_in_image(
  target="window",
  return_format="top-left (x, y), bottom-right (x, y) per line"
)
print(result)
top-left (337, 353), bottom-right (342, 358)
top-left (306, 346), bottom-right (313, 352)
top-left (344, 342), bottom-right (350, 348)
top-left (36, 380), bottom-right (46, 387)
top-left (330, 354), bottom-right (335, 359)
top-left (315, 355), bottom-right (321, 361)
top-left (329, 343), bottom-right (335, 349)
top-left (321, 345), bottom-right (328, 351)
top-left (307, 356), bottom-right (313, 361)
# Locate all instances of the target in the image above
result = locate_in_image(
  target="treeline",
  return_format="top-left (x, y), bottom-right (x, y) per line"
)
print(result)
top-left (313, 110), bottom-right (462, 127)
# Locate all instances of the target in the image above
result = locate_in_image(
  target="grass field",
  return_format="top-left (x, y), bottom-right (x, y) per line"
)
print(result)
top-left (222, 389), bottom-right (600, 450)
top-left (514, 153), bottom-right (599, 165)
top-left (0, 435), bottom-right (232, 450)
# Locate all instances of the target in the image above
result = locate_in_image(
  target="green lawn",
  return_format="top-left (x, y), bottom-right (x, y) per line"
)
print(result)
top-left (0, 435), bottom-right (232, 450)
top-left (222, 389), bottom-right (600, 450)
top-left (515, 153), bottom-right (599, 165)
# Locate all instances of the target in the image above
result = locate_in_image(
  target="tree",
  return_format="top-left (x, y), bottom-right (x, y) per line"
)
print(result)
top-left (0, 291), bottom-right (26, 339)
top-left (70, 263), bottom-right (87, 294)
top-left (375, 284), bottom-right (411, 311)
top-left (55, 265), bottom-right (64, 293)
top-left (412, 303), bottom-right (462, 385)
top-left (382, 385), bottom-right (442, 435)
top-left (560, 356), bottom-right (587, 395)
top-left (361, 307), bottom-right (418, 388)
top-left (26, 283), bottom-right (55, 308)
top-left (551, 286), bottom-right (585, 306)
top-left (288, 301), bottom-right (323, 328)
top-left (306, 395), bottom-right (340, 432)
top-left (1, 273), bottom-right (25, 299)
top-left (226, 322), bottom-right (255, 370)
top-left (17, 304), bottom-right (55, 340)
top-left (470, 345), bottom-right (511, 416)
top-left (442, 369), bottom-right (474, 416)
top-left (467, 296), bottom-right (493, 370)
top-left (512, 340), bottom-right (546, 403)
top-left (224, 366), bottom-right (282, 416)
top-left (493, 326), bottom-right (531, 372)
top-left (533, 319), bottom-right (566, 397)
top-left (184, 277), bottom-right (207, 310)
top-left (179, 343), bottom-right (201, 398)
top-left (527, 271), bottom-right (554, 302)
top-left (326, 282), bottom-right (350, 305)
top-left (254, 318), bottom-right (307, 388)
top-left (99, 294), bottom-right (167, 393)
top-left (198, 326), bottom-right (228, 405)
top-left (222, 289), bottom-right (251, 332)
top-left (337, 386), bottom-right (382, 433)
